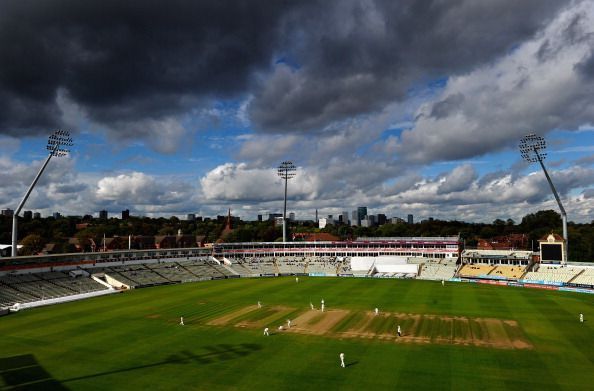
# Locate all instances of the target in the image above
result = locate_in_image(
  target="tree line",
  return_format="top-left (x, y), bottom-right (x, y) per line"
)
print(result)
top-left (1, 210), bottom-right (593, 261)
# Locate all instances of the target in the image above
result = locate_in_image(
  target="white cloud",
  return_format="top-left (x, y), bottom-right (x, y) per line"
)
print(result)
top-left (395, 1), bottom-right (594, 163)
top-left (200, 162), bottom-right (320, 202)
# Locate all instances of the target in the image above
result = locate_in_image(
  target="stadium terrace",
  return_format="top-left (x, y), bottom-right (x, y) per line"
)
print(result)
top-left (2, 236), bottom-right (594, 313)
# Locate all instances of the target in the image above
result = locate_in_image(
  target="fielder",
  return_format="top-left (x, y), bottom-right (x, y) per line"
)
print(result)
top-left (180, 316), bottom-right (184, 326)
top-left (310, 302), bottom-right (314, 310)
top-left (264, 327), bottom-right (270, 336)
top-left (321, 299), bottom-right (325, 312)
top-left (278, 325), bottom-right (283, 331)
top-left (397, 325), bottom-right (402, 337)
top-left (287, 319), bottom-right (291, 328)
top-left (442, 279), bottom-right (445, 286)
top-left (296, 277), bottom-right (299, 283)
top-left (580, 313), bottom-right (584, 323)
top-left (258, 301), bottom-right (262, 308)
top-left (339, 353), bottom-right (345, 368)
top-left (375, 307), bottom-right (379, 316)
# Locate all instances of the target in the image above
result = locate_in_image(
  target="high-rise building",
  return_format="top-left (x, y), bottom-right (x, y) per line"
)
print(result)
top-left (361, 215), bottom-right (376, 227)
top-left (407, 214), bottom-right (414, 224)
top-left (257, 214), bottom-right (263, 222)
top-left (33, 212), bottom-right (41, 219)
top-left (53, 212), bottom-right (62, 219)
top-left (289, 212), bottom-right (295, 221)
top-left (377, 214), bottom-right (387, 225)
top-left (99, 210), bottom-right (108, 219)
top-left (341, 211), bottom-right (349, 225)
top-left (357, 207), bottom-right (367, 224)
top-left (186, 213), bottom-right (196, 221)
top-left (122, 209), bottom-right (130, 220)
top-left (351, 210), bottom-right (359, 226)
top-left (1, 208), bottom-right (14, 217)
top-left (23, 211), bottom-right (33, 220)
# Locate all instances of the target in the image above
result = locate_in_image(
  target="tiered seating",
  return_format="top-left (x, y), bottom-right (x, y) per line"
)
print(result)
top-left (458, 264), bottom-right (495, 278)
top-left (488, 265), bottom-right (526, 280)
top-left (149, 263), bottom-right (198, 283)
top-left (419, 263), bottom-right (457, 280)
top-left (103, 270), bottom-right (139, 287)
top-left (227, 258), bottom-right (254, 276)
top-left (210, 263), bottom-right (235, 277)
top-left (306, 256), bottom-right (340, 274)
top-left (523, 266), bottom-right (584, 284)
top-left (0, 284), bottom-right (39, 307)
top-left (199, 261), bottom-right (231, 278)
top-left (571, 268), bottom-right (594, 286)
top-left (0, 271), bottom-right (108, 307)
top-left (109, 265), bottom-right (171, 286)
top-left (275, 257), bottom-right (307, 274)
top-left (51, 277), bottom-right (105, 294)
top-left (176, 259), bottom-right (219, 279)
top-left (257, 257), bottom-right (277, 274)
top-left (337, 257), bottom-right (352, 275)
top-left (233, 257), bottom-right (277, 275)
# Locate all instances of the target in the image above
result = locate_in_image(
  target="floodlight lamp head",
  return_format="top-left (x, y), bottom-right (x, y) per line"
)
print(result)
top-left (519, 133), bottom-right (547, 163)
top-left (46, 130), bottom-right (74, 157)
top-left (277, 161), bottom-right (297, 180)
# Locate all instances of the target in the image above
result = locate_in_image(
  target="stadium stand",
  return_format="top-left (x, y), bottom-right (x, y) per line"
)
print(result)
top-left (275, 257), bottom-right (307, 274)
top-left (488, 265), bottom-right (526, 280)
top-left (523, 265), bottom-right (584, 284)
top-left (0, 271), bottom-right (107, 307)
top-left (350, 257), bottom-right (376, 277)
top-left (418, 261), bottom-right (458, 281)
top-left (458, 264), bottom-right (496, 278)
top-left (305, 256), bottom-right (340, 274)
top-left (226, 258), bottom-right (254, 276)
top-left (350, 256), bottom-right (418, 278)
top-left (235, 256), bottom-right (277, 275)
top-left (570, 267), bottom-right (594, 286)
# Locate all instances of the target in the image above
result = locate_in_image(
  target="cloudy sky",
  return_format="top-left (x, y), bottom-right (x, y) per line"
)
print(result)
top-left (1, 0), bottom-right (594, 223)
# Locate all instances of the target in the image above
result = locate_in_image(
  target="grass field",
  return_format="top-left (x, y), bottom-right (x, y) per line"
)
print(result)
top-left (1, 277), bottom-right (593, 390)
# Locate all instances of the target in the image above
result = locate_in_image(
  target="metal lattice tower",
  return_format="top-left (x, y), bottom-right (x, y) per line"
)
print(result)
top-left (11, 130), bottom-right (74, 257)
top-left (277, 161), bottom-right (297, 242)
top-left (519, 133), bottom-right (567, 263)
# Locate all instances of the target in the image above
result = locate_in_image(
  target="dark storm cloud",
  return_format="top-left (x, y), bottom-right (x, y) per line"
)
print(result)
top-left (0, 0), bottom-right (304, 135)
top-left (248, 0), bottom-right (568, 132)
top-left (0, 0), bottom-right (569, 138)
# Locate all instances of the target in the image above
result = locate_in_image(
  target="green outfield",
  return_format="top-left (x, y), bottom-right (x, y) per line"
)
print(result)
top-left (1, 277), bottom-right (593, 390)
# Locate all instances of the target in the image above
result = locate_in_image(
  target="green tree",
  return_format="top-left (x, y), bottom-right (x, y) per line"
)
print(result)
top-left (19, 234), bottom-right (46, 255)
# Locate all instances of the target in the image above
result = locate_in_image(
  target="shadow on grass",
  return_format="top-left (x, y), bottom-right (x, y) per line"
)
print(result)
top-left (0, 354), bottom-right (68, 390)
top-left (346, 361), bottom-right (359, 368)
top-left (1, 344), bottom-right (262, 389)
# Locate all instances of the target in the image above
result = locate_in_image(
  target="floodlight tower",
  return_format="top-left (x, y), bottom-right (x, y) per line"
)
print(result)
top-left (277, 161), bottom-right (296, 242)
top-left (519, 133), bottom-right (567, 263)
top-left (11, 130), bottom-right (73, 257)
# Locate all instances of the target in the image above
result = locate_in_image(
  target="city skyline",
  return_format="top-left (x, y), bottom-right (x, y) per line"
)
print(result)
top-left (1, 1), bottom-right (594, 223)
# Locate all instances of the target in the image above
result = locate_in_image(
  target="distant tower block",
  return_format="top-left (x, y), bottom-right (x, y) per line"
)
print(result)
top-left (220, 208), bottom-right (234, 239)
top-left (538, 233), bottom-right (566, 264)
